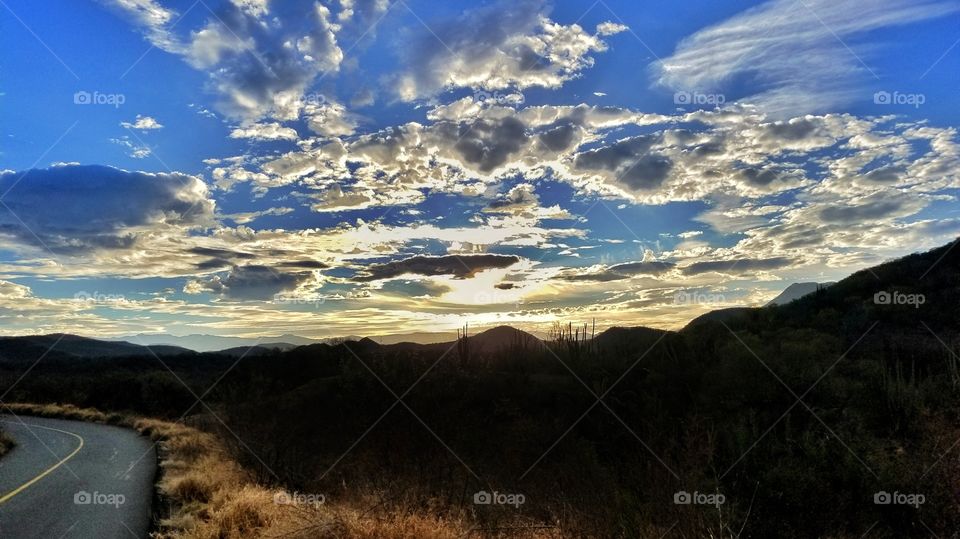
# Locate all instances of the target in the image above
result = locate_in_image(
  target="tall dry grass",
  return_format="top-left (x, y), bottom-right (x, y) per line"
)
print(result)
top-left (3, 403), bottom-right (562, 538)
top-left (0, 428), bottom-right (13, 456)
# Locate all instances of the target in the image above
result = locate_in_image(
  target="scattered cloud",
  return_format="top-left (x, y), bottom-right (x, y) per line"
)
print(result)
top-left (229, 122), bottom-right (299, 141)
top-left (393, 0), bottom-right (627, 100)
top-left (110, 136), bottom-right (152, 158)
top-left (354, 254), bottom-right (521, 282)
top-left (120, 114), bottom-right (164, 130)
top-left (0, 164), bottom-right (214, 254)
top-left (184, 264), bottom-right (321, 300)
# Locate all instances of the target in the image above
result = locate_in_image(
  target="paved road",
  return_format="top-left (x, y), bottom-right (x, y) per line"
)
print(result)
top-left (0, 415), bottom-right (156, 538)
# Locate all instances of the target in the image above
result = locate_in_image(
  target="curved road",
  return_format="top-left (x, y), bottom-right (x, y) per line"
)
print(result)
top-left (0, 415), bottom-right (156, 538)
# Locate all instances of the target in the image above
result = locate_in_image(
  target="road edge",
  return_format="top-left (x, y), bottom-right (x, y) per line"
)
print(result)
top-left (0, 403), bottom-right (240, 538)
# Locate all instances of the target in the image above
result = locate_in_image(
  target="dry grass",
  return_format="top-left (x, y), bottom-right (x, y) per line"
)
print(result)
top-left (2, 403), bottom-right (534, 538)
top-left (0, 428), bottom-right (13, 456)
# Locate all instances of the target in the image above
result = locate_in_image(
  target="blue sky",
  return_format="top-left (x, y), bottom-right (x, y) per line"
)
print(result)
top-left (0, 0), bottom-right (957, 339)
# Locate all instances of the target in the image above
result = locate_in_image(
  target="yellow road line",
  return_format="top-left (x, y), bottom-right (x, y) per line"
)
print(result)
top-left (0, 421), bottom-right (84, 505)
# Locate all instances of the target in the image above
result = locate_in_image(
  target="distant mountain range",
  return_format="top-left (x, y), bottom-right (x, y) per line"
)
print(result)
top-left (110, 333), bottom-right (353, 353)
top-left (0, 276), bottom-right (908, 358)
top-left (0, 334), bottom-right (191, 361)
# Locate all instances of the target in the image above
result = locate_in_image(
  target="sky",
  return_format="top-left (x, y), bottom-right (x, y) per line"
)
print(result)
top-left (0, 0), bottom-right (958, 340)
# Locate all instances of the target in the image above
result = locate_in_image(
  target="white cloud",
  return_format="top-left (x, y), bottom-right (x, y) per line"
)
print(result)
top-left (229, 122), bottom-right (299, 141)
top-left (0, 164), bottom-right (215, 255)
top-left (654, 0), bottom-right (959, 115)
top-left (595, 22), bottom-right (628, 36)
top-left (110, 136), bottom-right (152, 158)
top-left (120, 114), bottom-right (164, 130)
top-left (393, 0), bottom-right (623, 100)
top-left (107, 0), bottom-right (346, 121)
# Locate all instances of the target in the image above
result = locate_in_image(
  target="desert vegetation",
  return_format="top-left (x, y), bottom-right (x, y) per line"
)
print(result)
top-left (1, 241), bottom-right (959, 537)
top-left (0, 427), bottom-right (13, 456)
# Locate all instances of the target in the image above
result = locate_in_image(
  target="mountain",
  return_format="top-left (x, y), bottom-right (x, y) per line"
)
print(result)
top-left (593, 326), bottom-right (670, 352)
top-left (766, 282), bottom-right (835, 306)
top-left (368, 331), bottom-right (461, 345)
top-left (681, 307), bottom-right (755, 331)
top-left (468, 325), bottom-right (541, 350)
top-left (681, 239), bottom-right (960, 336)
top-left (0, 334), bottom-right (191, 361)
top-left (113, 333), bottom-right (336, 352)
top-left (213, 344), bottom-right (309, 357)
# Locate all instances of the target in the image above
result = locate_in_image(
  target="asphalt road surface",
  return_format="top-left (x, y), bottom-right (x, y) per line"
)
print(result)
top-left (0, 415), bottom-right (156, 538)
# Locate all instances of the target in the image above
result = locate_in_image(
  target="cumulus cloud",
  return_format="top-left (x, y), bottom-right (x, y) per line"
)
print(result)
top-left (229, 122), bottom-right (299, 141)
top-left (223, 102), bottom-right (665, 205)
top-left (393, 0), bottom-right (626, 100)
top-left (0, 164), bottom-right (214, 254)
top-left (557, 260), bottom-right (676, 282)
top-left (107, 0), bottom-right (345, 121)
top-left (680, 257), bottom-right (796, 276)
top-left (120, 114), bottom-right (164, 130)
top-left (483, 183), bottom-right (572, 220)
top-left (354, 254), bottom-right (521, 281)
top-left (184, 264), bottom-right (321, 300)
top-left (15, 2), bottom-right (960, 337)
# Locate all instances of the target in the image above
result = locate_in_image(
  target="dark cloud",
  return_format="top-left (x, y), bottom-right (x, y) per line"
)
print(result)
top-left (692, 141), bottom-right (725, 157)
top-left (681, 257), bottom-right (795, 275)
top-left (760, 119), bottom-right (818, 142)
top-left (558, 260), bottom-right (676, 282)
top-left (355, 254), bottom-right (520, 281)
top-left (194, 256), bottom-right (326, 271)
top-left (189, 265), bottom-right (316, 300)
top-left (380, 279), bottom-right (452, 298)
top-left (538, 122), bottom-right (580, 152)
top-left (735, 167), bottom-right (782, 186)
top-left (819, 200), bottom-right (904, 223)
top-left (487, 184), bottom-right (537, 210)
top-left (0, 165), bottom-right (213, 254)
top-left (189, 247), bottom-right (256, 260)
top-left (450, 117), bottom-right (528, 173)
top-left (279, 260), bottom-right (329, 269)
top-left (573, 136), bottom-right (673, 191)
top-left (862, 165), bottom-right (904, 183)
top-left (196, 258), bottom-right (232, 270)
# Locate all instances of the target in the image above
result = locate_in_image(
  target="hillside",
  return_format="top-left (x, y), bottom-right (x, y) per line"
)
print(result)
top-left (766, 281), bottom-right (835, 305)
top-left (0, 334), bottom-right (191, 361)
top-left (1, 239), bottom-right (958, 537)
